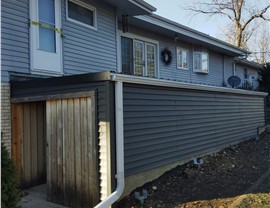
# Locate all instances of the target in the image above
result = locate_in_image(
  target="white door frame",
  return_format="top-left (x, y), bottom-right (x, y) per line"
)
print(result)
top-left (30, 0), bottom-right (63, 75)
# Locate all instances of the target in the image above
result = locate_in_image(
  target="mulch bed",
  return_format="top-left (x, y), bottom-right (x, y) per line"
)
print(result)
top-left (115, 133), bottom-right (270, 208)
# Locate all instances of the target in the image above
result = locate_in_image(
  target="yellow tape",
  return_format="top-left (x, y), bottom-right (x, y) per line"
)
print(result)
top-left (30, 20), bottom-right (63, 35)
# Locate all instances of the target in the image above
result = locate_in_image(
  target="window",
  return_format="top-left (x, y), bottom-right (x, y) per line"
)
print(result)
top-left (193, 52), bottom-right (209, 73)
top-left (121, 36), bottom-right (157, 77)
top-left (177, 47), bottom-right (188, 69)
top-left (30, 0), bottom-right (62, 73)
top-left (67, 0), bottom-right (96, 29)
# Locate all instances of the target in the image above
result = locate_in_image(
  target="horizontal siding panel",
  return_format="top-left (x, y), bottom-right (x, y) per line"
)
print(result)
top-left (123, 83), bottom-right (265, 176)
top-left (2, 0), bottom-right (29, 81)
top-left (63, 0), bottom-right (117, 74)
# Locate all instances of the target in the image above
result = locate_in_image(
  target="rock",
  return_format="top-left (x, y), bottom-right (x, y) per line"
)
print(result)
top-left (183, 169), bottom-right (196, 179)
top-left (152, 186), bottom-right (157, 190)
top-left (231, 164), bottom-right (235, 168)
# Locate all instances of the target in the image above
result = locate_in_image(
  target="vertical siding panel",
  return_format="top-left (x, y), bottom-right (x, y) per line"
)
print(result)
top-left (68, 99), bottom-right (76, 208)
top-left (62, 99), bottom-right (69, 206)
top-left (50, 101), bottom-right (58, 202)
top-left (74, 98), bottom-right (82, 207)
top-left (11, 104), bottom-right (23, 184)
top-left (80, 98), bottom-right (88, 207)
top-left (30, 103), bottom-right (38, 185)
top-left (23, 103), bottom-right (31, 187)
top-left (46, 101), bottom-right (52, 201)
top-left (37, 102), bottom-right (46, 184)
top-left (56, 100), bottom-right (64, 203)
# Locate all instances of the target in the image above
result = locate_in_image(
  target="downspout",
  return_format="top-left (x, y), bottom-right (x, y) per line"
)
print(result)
top-left (94, 79), bottom-right (125, 208)
top-left (222, 55), bottom-right (225, 86)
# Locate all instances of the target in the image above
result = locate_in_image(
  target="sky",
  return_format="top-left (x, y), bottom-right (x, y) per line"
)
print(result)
top-left (142, 0), bottom-right (228, 38)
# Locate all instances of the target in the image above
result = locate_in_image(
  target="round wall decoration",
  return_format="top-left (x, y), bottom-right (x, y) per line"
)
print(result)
top-left (161, 48), bottom-right (172, 65)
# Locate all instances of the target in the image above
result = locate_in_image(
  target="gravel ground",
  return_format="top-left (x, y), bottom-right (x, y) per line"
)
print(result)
top-left (115, 133), bottom-right (270, 208)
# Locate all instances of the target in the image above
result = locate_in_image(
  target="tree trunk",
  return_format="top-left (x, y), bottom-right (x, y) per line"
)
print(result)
top-left (234, 24), bottom-right (243, 48)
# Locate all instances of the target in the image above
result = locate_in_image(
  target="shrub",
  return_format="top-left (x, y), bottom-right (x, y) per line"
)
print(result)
top-left (1, 143), bottom-right (20, 208)
top-left (259, 63), bottom-right (270, 93)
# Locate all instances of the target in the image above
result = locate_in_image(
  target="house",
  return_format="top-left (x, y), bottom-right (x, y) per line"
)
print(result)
top-left (1, 0), bottom-right (267, 207)
top-left (234, 58), bottom-right (262, 90)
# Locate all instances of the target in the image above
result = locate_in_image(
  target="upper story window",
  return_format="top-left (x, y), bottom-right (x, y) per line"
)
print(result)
top-left (66, 0), bottom-right (96, 29)
top-left (121, 36), bottom-right (157, 78)
top-left (177, 47), bottom-right (188, 69)
top-left (30, 0), bottom-right (62, 74)
top-left (193, 52), bottom-right (209, 73)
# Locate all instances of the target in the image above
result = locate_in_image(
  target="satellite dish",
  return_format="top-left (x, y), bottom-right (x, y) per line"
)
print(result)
top-left (228, 76), bottom-right (241, 88)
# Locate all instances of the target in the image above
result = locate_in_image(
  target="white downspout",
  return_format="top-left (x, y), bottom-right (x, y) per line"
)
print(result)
top-left (94, 80), bottom-right (125, 208)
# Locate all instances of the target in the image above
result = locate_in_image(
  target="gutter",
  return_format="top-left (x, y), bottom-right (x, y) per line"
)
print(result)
top-left (94, 80), bottom-right (125, 208)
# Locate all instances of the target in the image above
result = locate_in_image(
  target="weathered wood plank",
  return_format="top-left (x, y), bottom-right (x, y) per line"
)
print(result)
top-left (61, 99), bottom-right (69, 206)
top-left (46, 101), bottom-right (52, 201)
top-left (68, 99), bottom-right (76, 208)
top-left (30, 103), bottom-right (38, 185)
top-left (87, 97), bottom-right (99, 205)
top-left (11, 104), bottom-right (23, 184)
top-left (74, 98), bottom-right (82, 208)
top-left (37, 102), bottom-right (45, 184)
top-left (56, 100), bottom-right (63, 204)
top-left (23, 103), bottom-right (31, 188)
top-left (50, 100), bottom-right (58, 203)
top-left (80, 98), bottom-right (88, 208)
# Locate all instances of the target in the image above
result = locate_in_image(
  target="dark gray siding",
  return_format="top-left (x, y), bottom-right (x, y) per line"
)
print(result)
top-left (63, 0), bottom-right (117, 75)
top-left (1, 0), bottom-right (30, 82)
top-left (123, 83), bottom-right (265, 176)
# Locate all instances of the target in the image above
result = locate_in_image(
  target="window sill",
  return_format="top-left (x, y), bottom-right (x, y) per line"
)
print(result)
top-left (177, 67), bottom-right (189, 70)
top-left (193, 70), bottom-right (209, 74)
top-left (31, 69), bottom-right (64, 77)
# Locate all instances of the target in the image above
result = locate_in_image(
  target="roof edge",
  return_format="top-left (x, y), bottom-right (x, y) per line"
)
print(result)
top-left (129, 0), bottom-right (156, 13)
top-left (135, 14), bottom-right (249, 56)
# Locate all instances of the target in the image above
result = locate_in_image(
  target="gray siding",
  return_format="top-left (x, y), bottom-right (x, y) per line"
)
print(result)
top-left (1, 0), bottom-right (30, 82)
top-left (123, 83), bottom-right (265, 176)
top-left (224, 55), bottom-right (234, 86)
top-left (63, 0), bottom-right (117, 75)
top-left (1, 0), bottom-right (117, 82)
top-left (125, 26), bottom-right (236, 87)
top-left (235, 64), bottom-right (259, 90)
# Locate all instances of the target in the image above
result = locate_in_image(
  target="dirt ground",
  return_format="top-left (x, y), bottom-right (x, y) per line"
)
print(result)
top-left (115, 132), bottom-right (270, 208)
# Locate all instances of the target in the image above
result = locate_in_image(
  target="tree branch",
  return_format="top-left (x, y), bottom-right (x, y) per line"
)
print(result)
top-left (241, 5), bottom-right (270, 31)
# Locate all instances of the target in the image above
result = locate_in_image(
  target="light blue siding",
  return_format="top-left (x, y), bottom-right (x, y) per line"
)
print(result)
top-left (224, 55), bottom-right (235, 86)
top-left (1, 0), bottom-right (30, 82)
top-left (63, 0), bottom-right (117, 75)
top-left (123, 83), bottom-right (265, 176)
top-left (235, 64), bottom-right (260, 90)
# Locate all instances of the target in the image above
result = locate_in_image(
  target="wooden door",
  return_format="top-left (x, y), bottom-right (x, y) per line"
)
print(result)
top-left (12, 102), bottom-right (46, 188)
top-left (46, 95), bottom-right (99, 207)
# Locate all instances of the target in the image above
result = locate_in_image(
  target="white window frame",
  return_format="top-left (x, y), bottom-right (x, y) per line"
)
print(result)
top-left (118, 32), bottom-right (159, 78)
top-left (30, 0), bottom-right (63, 75)
top-left (176, 47), bottom-right (189, 70)
top-left (193, 51), bottom-right (209, 74)
top-left (66, 0), bottom-right (97, 30)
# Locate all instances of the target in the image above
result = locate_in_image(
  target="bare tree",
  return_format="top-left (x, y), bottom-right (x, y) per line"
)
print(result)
top-left (250, 25), bottom-right (270, 64)
top-left (186, 0), bottom-right (270, 48)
